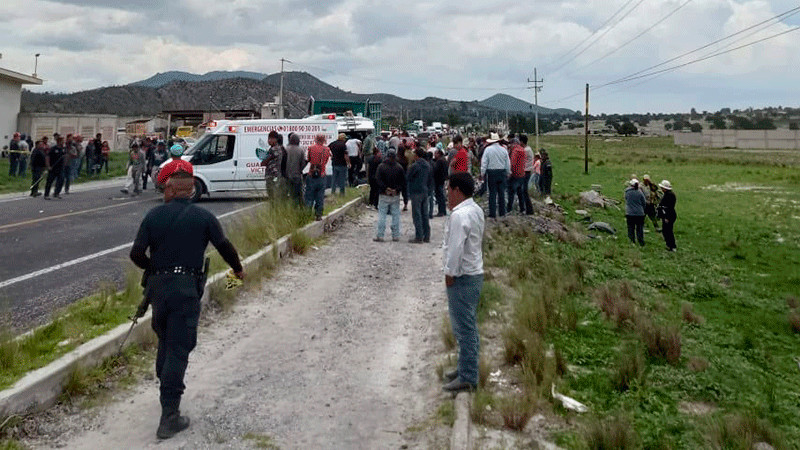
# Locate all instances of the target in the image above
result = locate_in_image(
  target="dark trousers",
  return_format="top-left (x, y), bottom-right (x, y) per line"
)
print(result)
top-left (626, 215), bottom-right (645, 246)
top-left (30, 167), bottom-right (44, 195)
top-left (508, 176), bottom-right (533, 214)
top-left (368, 179), bottom-right (380, 207)
top-left (287, 177), bottom-right (304, 206)
top-left (411, 193), bottom-right (430, 241)
top-left (149, 275), bottom-right (201, 411)
top-left (44, 168), bottom-right (64, 197)
top-left (8, 153), bottom-right (19, 176)
top-left (435, 183), bottom-right (447, 215)
top-left (305, 176), bottom-right (326, 218)
top-left (645, 203), bottom-right (660, 229)
top-left (428, 191), bottom-right (434, 218)
top-left (348, 156), bottom-right (361, 186)
top-left (486, 169), bottom-right (507, 218)
top-left (662, 218), bottom-right (677, 250)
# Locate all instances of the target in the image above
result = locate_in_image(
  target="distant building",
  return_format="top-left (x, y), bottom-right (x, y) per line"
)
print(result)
top-left (18, 113), bottom-right (118, 148)
top-left (0, 66), bottom-right (42, 145)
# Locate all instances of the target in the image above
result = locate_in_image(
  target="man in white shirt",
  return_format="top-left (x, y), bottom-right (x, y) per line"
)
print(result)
top-left (345, 137), bottom-right (362, 186)
top-left (441, 172), bottom-right (485, 392)
top-left (480, 132), bottom-right (511, 218)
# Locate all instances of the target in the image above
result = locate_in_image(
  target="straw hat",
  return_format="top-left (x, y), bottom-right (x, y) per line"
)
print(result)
top-left (486, 132), bottom-right (501, 143)
top-left (629, 178), bottom-right (639, 186)
top-left (659, 180), bottom-right (672, 190)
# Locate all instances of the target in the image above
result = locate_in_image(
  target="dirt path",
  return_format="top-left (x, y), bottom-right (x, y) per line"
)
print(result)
top-left (27, 206), bottom-right (451, 449)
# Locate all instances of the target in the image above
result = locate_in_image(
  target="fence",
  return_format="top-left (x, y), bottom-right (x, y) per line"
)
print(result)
top-left (673, 130), bottom-right (800, 150)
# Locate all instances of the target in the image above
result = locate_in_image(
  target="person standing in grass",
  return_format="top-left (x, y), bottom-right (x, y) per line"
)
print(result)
top-left (657, 180), bottom-right (677, 252)
top-left (442, 171), bottom-right (485, 392)
top-left (641, 175), bottom-right (661, 231)
top-left (624, 178), bottom-right (647, 246)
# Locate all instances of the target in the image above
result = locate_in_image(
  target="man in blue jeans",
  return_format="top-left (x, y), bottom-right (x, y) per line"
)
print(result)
top-left (329, 133), bottom-right (349, 195)
top-left (305, 134), bottom-right (331, 221)
top-left (374, 148), bottom-right (406, 242)
top-left (480, 133), bottom-right (510, 218)
top-left (442, 172), bottom-right (485, 392)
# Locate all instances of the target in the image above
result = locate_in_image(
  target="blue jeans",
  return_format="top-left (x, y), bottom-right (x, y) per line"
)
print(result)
top-left (376, 195), bottom-right (401, 239)
top-left (305, 176), bottom-right (326, 218)
top-left (410, 193), bottom-right (430, 241)
top-left (447, 274), bottom-right (484, 386)
top-left (332, 165), bottom-right (347, 194)
top-left (17, 157), bottom-right (28, 177)
top-left (486, 169), bottom-right (507, 218)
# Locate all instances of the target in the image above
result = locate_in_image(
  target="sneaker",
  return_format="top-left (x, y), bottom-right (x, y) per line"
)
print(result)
top-left (156, 412), bottom-right (190, 439)
top-left (373, 237), bottom-right (385, 242)
top-left (444, 369), bottom-right (458, 382)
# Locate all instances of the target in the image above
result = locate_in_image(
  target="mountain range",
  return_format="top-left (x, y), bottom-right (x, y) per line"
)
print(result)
top-left (21, 70), bottom-right (575, 120)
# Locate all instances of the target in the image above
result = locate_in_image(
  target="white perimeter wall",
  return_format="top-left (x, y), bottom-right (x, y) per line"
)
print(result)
top-left (674, 130), bottom-right (800, 150)
top-left (0, 79), bottom-right (22, 144)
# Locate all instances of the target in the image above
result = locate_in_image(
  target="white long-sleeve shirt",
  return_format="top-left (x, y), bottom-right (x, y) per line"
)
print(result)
top-left (480, 143), bottom-right (511, 176)
top-left (442, 198), bottom-right (485, 277)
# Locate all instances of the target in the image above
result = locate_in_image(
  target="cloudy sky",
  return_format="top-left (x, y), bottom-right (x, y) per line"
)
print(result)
top-left (2, 0), bottom-right (798, 113)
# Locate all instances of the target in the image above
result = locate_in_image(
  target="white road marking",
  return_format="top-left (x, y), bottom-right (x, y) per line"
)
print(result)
top-left (0, 203), bottom-right (262, 290)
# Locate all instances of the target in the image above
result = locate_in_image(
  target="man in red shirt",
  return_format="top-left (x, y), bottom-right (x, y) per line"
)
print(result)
top-left (507, 138), bottom-right (532, 214)
top-left (157, 144), bottom-right (194, 188)
top-left (449, 135), bottom-right (469, 174)
top-left (305, 134), bottom-right (331, 220)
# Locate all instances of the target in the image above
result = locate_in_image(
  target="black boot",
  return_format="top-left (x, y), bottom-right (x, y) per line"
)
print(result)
top-left (157, 409), bottom-right (190, 439)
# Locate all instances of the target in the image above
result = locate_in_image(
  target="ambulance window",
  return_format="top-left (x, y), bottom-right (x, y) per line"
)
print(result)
top-left (192, 135), bottom-right (235, 165)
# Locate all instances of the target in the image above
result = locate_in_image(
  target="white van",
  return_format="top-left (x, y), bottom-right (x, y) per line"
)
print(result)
top-left (165, 119), bottom-right (338, 201)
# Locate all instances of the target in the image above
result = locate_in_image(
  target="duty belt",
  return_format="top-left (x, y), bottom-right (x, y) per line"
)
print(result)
top-left (151, 266), bottom-right (203, 277)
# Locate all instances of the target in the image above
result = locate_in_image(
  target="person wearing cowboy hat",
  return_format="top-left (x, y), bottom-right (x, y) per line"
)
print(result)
top-left (624, 178), bottom-right (647, 246)
top-left (480, 132), bottom-right (511, 218)
top-left (656, 180), bottom-right (677, 251)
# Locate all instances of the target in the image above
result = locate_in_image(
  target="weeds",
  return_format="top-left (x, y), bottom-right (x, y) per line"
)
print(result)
top-left (440, 316), bottom-right (456, 351)
top-left (612, 343), bottom-right (646, 392)
top-left (595, 281), bottom-right (637, 329)
top-left (786, 295), bottom-right (799, 310)
top-left (243, 432), bottom-right (280, 449)
top-left (687, 356), bottom-right (710, 372)
top-left (788, 311), bottom-right (800, 334)
top-left (681, 302), bottom-right (705, 325)
top-left (585, 415), bottom-right (638, 450)
top-left (290, 230), bottom-right (313, 255)
top-left (498, 393), bottom-right (536, 431)
top-left (471, 389), bottom-right (495, 425)
top-left (636, 316), bottom-right (682, 365)
top-left (436, 401), bottom-right (455, 427)
top-left (705, 414), bottom-right (784, 450)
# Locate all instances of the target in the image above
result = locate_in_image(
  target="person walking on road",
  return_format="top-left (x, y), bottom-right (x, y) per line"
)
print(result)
top-left (374, 147), bottom-right (406, 242)
top-left (407, 147), bottom-right (431, 243)
top-left (29, 140), bottom-right (47, 197)
top-left (44, 135), bottom-right (67, 200)
top-left (130, 170), bottom-right (244, 440)
top-left (305, 134), bottom-right (331, 221)
top-left (480, 133), bottom-right (511, 218)
top-left (329, 133), bottom-right (349, 195)
top-left (442, 172), bottom-right (485, 392)
top-left (657, 180), bottom-right (678, 252)
top-left (624, 178), bottom-right (647, 246)
top-left (122, 143), bottom-right (146, 196)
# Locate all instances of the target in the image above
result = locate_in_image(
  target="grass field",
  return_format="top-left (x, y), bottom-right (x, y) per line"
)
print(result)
top-left (481, 135), bottom-right (800, 448)
top-left (0, 153), bottom-right (128, 194)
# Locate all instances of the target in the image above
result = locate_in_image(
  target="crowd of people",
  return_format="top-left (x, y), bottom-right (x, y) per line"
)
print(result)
top-left (624, 174), bottom-right (678, 252)
top-left (120, 137), bottom-right (173, 196)
top-left (6, 131), bottom-right (111, 198)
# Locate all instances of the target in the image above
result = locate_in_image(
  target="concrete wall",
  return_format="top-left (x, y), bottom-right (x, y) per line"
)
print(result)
top-left (18, 113), bottom-right (120, 150)
top-left (674, 129), bottom-right (800, 149)
top-left (0, 78), bottom-right (22, 144)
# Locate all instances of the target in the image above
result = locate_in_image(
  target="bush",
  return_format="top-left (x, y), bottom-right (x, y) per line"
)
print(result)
top-left (585, 416), bottom-right (638, 450)
top-left (681, 303), bottom-right (705, 325)
top-left (636, 317), bottom-right (681, 365)
top-left (595, 282), bottom-right (637, 329)
top-left (498, 393), bottom-right (536, 431)
top-left (705, 414), bottom-right (784, 449)
top-left (613, 343), bottom-right (646, 392)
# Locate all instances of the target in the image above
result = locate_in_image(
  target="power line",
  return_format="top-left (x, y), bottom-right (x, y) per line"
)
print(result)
top-left (597, 25), bottom-right (800, 88)
top-left (542, 0), bottom-right (637, 70)
top-left (573, 0), bottom-right (694, 73)
top-left (549, 0), bottom-right (647, 75)
top-left (605, 5), bottom-right (800, 85)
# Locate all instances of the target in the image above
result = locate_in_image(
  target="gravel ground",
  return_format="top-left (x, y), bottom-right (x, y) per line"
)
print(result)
top-left (23, 205), bottom-right (451, 449)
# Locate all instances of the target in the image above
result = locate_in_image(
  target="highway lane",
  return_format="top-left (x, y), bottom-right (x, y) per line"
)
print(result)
top-left (0, 185), bottom-right (261, 331)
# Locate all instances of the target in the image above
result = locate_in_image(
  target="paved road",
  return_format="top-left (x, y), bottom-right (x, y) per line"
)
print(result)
top-left (0, 184), bottom-right (261, 331)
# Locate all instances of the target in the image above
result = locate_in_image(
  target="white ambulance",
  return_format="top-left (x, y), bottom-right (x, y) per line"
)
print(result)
top-left (169, 119), bottom-right (338, 201)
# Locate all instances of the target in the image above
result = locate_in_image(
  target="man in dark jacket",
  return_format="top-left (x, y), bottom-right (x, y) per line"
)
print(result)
top-left (433, 149), bottom-right (449, 216)
top-left (366, 146), bottom-right (383, 208)
top-left (374, 148), bottom-right (406, 242)
top-left (44, 135), bottom-right (67, 199)
top-left (30, 140), bottom-right (48, 197)
top-left (657, 180), bottom-right (677, 252)
top-left (407, 148), bottom-right (432, 243)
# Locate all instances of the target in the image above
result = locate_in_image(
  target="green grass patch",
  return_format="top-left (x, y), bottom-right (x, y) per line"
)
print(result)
top-left (0, 152), bottom-right (128, 195)
top-left (242, 432), bottom-right (280, 449)
top-left (482, 136), bottom-right (800, 448)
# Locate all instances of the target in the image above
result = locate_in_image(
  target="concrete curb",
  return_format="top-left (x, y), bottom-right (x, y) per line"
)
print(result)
top-left (451, 392), bottom-right (472, 450)
top-left (0, 176), bottom-right (128, 202)
top-left (0, 196), bottom-right (363, 419)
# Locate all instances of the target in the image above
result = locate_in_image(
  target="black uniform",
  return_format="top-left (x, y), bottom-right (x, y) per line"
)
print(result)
top-left (658, 190), bottom-right (678, 251)
top-left (44, 144), bottom-right (66, 198)
top-left (130, 198), bottom-right (242, 417)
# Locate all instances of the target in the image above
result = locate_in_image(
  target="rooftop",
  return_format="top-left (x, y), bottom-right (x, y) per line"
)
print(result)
top-left (0, 66), bottom-right (43, 85)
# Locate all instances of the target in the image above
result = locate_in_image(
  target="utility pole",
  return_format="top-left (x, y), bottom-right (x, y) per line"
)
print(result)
top-left (584, 83), bottom-right (590, 174)
top-left (279, 58), bottom-right (290, 119)
top-left (528, 67), bottom-right (543, 150)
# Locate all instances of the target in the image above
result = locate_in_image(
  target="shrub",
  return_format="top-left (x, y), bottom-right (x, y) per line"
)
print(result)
top-left (502, 327), bottom-right (526, 365)
top-left (290, 230), bottom-right (313, 255)
top-left (681, 303), bottom-right (705, 325)
top-left (705, 414), bottom-right (784, 450)
top-left (471, 389), bottom-right (495, 425)
top-left (595, 282), bottom-right (637, 329)
top-left (585, 416), bottom-right (638, 450)
top-left (636, 317), bottom-right (681, 365)
top-left (613, 343), bottom-right (646, 392)
top-left (498, 393), bottom-right (536, 431)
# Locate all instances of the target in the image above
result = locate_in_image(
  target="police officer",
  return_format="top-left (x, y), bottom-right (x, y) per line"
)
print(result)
top-left (129, 169), bottom-right (244, 439)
